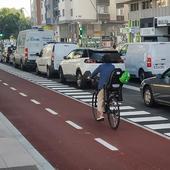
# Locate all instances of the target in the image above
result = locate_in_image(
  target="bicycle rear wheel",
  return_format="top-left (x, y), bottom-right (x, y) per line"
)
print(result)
top-left (92, 91), bottom-right (98, 121)
top-left (107, 96), bottom-right (120, 129)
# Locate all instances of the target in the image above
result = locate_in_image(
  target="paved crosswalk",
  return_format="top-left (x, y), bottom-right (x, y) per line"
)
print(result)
top-left (0, 63), bottom-right (170, 138)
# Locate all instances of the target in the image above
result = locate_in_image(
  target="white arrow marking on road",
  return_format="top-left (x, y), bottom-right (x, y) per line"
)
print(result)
top-left (66, 120), bottom-right (83, 130)
top-left (95, 138), bottom-right (118, 151)
top-left (19, 92), bottom-right (27, 97)
top-left (45, 108), bottom-right (58, 115)
top-left (30, 99), bottom-right (40, 105)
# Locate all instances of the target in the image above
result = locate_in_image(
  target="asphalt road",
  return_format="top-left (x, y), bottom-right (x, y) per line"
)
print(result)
top-left (0, 63), bottom-right (170, 170)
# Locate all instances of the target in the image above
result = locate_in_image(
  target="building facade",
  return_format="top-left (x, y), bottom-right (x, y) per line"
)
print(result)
top-left (117, 0), bottom-right (170, 42)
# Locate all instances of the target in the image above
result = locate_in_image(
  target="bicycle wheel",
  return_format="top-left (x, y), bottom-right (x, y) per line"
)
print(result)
top-left (92, 91), bottom-right (98, 121)
top-left (107, 96), bottom-right (120, 129)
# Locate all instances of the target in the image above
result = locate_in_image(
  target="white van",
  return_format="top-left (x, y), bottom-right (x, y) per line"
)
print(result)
top-left (120, 42), bottom-right (170, 81)
top-left (35, 42), bottom-right (78, 78)
top-left (14, 28), bottom-right (54, 70)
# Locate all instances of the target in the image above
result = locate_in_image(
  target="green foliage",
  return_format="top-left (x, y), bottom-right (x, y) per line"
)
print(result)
top-left (0, 8), bottom-right (32, 39)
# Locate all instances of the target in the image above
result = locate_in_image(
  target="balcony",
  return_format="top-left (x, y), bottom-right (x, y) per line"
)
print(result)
top-left (129, 6), bottom-right (170, 20)
top-left (96, 0), bottom-right (110, 6)
top-left (98, 14), bottom-right (110, 21)
top-left (117, 15), bottom-right (124, 21)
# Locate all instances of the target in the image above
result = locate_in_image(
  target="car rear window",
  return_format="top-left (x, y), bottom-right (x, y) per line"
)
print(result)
top-left (89, 50), bottom-right (123, 63)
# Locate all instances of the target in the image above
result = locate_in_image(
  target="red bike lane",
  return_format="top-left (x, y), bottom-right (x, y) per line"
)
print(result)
top-left (0, 70), bottom-right (170, 170)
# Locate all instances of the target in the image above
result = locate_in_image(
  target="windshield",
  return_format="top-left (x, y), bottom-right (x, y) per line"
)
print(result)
top-left (89, 50), bottom-right (122, 63)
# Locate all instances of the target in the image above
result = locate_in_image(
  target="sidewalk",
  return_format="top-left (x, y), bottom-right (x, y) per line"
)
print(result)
top-left (0, 112), bottom-right (55, 170)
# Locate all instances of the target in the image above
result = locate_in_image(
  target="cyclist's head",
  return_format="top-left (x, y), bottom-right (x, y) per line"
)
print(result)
top-left (102, 54), bottom-right (111, 63)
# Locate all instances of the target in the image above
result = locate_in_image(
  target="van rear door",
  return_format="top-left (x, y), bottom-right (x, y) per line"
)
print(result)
top-left (151, 43), bottom-right (170, 75)
top-left (54, 43), bottom-right (78, 71)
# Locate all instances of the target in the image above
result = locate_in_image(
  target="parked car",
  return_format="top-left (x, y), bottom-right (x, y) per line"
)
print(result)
top-left (14, 28), bottom-right (54, 70)
top-left (119, 42), bottom-right (170, 81)
top-left (59, 48), bottom-right (125, 88)
top-left (140, 68), bottom-right (170, 107)
top-left (35, 42), bottom-right (78, 78)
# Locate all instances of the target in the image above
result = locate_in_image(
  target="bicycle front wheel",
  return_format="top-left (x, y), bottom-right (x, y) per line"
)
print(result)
top-left (92, 91), bottom-right (98, 121)
top-left (107, 96), bottom-right (120, 129)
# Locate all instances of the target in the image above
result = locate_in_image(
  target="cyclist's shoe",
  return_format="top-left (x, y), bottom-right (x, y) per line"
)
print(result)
top-left (97, 116), bottom-right (104, 121)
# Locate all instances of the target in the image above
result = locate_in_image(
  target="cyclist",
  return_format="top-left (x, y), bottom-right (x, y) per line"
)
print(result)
top-left (91, 54), bottom-right (115, 121)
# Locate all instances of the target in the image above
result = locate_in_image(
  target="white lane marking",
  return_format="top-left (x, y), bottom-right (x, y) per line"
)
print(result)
top-left (30, 99), bottom-right (40, 105)
top-left (124, 84), bottom-right (140, 92)
top-left (120, 106), bottom-right (135, 110)
top-left (144, 123), bottom-right (170, 130)
top-left (121, 111), bottom-right (150, 116)
top-left (45, 108), bottom-right (58, 115)
top-left (80, 98), bottom-right (92, 102)
top-left (19, 92), bottom-right (27, 97)
top-left (65, 120), bottom-right (83, 130)
top-left (72, 95), bottom-right (92, 99)
top-left (52, 87), bottom-right (76, 90)
top-left (128, 116), bottom-right (167, 123)
top-left (58, 89), bottom-right (83, 93)
top-left (164, 133), bottom-right (170, 137)
top-left (46, 85), bottom-right (69, 88)
top-left (3, 83), bottom-right (8, 86)
top-left (95, 138), bottom-right (118, 151)
top-left (10, 87), bottom-right (17, 91)
top-left (64, 92), bottom-right (91, 95)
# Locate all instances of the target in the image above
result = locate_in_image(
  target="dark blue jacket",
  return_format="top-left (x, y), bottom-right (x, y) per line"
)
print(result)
top-left (91, 63), bottom-right (115, 90)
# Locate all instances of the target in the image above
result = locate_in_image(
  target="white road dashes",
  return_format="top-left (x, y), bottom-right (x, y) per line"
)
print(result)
top-left (0, 63), bottom-right (170, 138)
top-left (19, 92), bottom-right (27, 97)
top-left (65, 120), bottom-right (83, 130)
top-left (30, 99), bottom-right (40, 105)
top-left (45, 108), bottom-right (58, 115)
top-left (3, 82), bottom-right (8, 86)
top-left (95, 138), bottom-right (118, 151)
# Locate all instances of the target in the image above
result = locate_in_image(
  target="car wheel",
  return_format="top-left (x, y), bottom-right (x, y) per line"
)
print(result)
top-left (47, 66), bottom-right (52, 78)
top-left (139, 70), bottom-right (146, 82)
top-left (20, 62), bottom-right (25, 70)
top-left (59, 67), bottom-right (65, 83)
top-left (35, 65), bottom-right (40, 75)
top-left (143, 86), bottom-right (154, 107)
top-left (76, 71), bottom-right (85, 89)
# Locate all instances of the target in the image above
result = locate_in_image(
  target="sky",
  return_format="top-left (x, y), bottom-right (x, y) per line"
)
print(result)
top-left (0, 0), bottom-right (31, 17)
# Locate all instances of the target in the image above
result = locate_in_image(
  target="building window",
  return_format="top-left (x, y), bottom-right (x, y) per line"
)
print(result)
top-left (70, 9), bottom-right (73, 16)
top-left (156, 0), bottom-right (167, 7)
top-left (130, 3), bottom-right (139, 11)
top-left (62, 9), bottom-right (65, 16)
top-left (142, 0), bottom-right (152, 9)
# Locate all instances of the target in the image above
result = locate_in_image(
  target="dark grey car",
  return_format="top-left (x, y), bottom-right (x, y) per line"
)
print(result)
top-left (140, 68), bottom-right (170, 107)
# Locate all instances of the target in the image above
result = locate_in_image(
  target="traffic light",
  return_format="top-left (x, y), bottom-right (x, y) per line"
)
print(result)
top-left (79, 26), bottom-right (83, 39)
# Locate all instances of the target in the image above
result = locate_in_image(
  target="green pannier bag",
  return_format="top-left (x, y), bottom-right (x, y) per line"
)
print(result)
top-left (119, 70), bottom-right (130, 84)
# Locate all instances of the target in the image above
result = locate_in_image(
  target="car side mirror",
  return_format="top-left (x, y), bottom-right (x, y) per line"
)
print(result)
top-left (36, 53), bottom-right (41, 57)
top-left (63, 56), bottom-right (68, 59)
top-left (156, 74), bottom-right (162, 79)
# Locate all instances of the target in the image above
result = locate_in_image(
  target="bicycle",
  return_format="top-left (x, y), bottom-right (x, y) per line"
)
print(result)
top-left (91, 68), bottom-right (123, 129)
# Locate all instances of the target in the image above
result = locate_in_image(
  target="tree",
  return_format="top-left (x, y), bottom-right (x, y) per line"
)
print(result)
top-left (0, 8), bottom-right (32, 39)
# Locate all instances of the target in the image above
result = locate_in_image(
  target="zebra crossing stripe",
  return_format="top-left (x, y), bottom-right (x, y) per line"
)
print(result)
top-left (80, 98), bottom-right (92, 102)
top-left (120, 106), bottom-right (135, 110)
top-left (144, 123), bottom-right (170, 130)
top-left (64, 92), bottom-right (91, 95)
top-left (52, 87), bottom-right (76, 90)
top-left (120, 111), bottom-right (150, 116)
top-left (59, 89), bottom-right (83, 93)
top-left (128, 116), bottom-right (167, 123)
top-left (72, 95), bottom-right (92, 99)
top-left (164, 133), bottom-right (170, 137)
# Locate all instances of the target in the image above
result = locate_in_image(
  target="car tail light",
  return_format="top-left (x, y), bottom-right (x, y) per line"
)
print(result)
top-left (51, 52), bottom-right (54, 61)
top-left (84, 59), bottom-right (96, 63)
top-left (24, 48), bottom-right (28, 58)
top-left (147, 55), bottom-right (152, 67)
